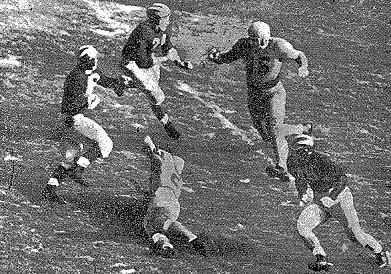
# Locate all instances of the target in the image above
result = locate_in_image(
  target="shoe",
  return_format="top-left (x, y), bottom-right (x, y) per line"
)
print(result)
top-left (191, 238), bottom-right (207, 256)
top-left (265, 165), bottom-right (295, 182)
top-left (67, 165), bottom-right (89, 187)
top-left (151, 239), bottom-right (175, 258)
top-left (163, 121), bottom-right (181, 141)
top-left (376, 251), bottom-right (391, 268)
top-left (308, 254), bottom-right (333, 272)
top-left (302, 122), bottom-right (313, 136)
top-left (42, 184), bottom-right (67, 204)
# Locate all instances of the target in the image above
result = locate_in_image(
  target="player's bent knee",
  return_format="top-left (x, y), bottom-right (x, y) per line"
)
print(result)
top-left (99, 136), bottom-right (113, 158)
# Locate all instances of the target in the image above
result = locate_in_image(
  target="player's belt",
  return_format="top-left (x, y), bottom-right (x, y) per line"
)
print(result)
top-left (249, 75), bottom-right (280, 90)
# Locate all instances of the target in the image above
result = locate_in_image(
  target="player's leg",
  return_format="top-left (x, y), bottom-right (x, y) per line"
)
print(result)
top-left (337, 187), bottom-right (389, 267)
top-left (168, 220), bottom-right (207, 256)
top-left (43, 139), bottom-right (82, 203)
top-left (122, 61), bottom-right (180, 140)
top-left (144, 204), bottom-right (176, 258)
top-left (143, 189), bottom-right (180, 257)
top-left (69, 114), bottom-right (113, 186)
top-left (297, 204), bottom-right (333, 271)
top-left (270, 83), bottom-right (303, 170)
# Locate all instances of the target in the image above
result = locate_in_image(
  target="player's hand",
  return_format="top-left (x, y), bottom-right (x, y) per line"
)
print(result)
top-left (152, 53), bottom-right (168, 65)
top-left (207, 47), bottom-right (220, 62)
top-left (174, 60), bottom-right (193, 70)
top-left (320, 196), bottom-right (335, 208)
top-left (87, 94), bottom-right (100, 109)
top-left (121, 75), bottom-right (132, 85)
top-left (299, 193), bottom-right (310, 207)
top-left (298, 66), bottom-right (309, 78)
top-left (167, 48), bottom-right (180, 62)
top-left (144, 136), bottom-right (155, 150)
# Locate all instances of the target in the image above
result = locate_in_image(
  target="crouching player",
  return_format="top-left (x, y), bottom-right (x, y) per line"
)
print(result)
top-left (143, 136), bottom-right (206, 257)
top-left (43, 45), bottom-right (133, 204)
top-left (287, 134), bottom-right (390, 271)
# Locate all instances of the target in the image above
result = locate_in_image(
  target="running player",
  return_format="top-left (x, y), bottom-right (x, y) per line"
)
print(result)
top-left (43, 45), bottom-right (133, 204)
top-left (143, 136), bottom-right (206, 257)
top-left (287, 134), bottom-right (390, 271)
top-left (121, 3), bottom-right (192, 141)
top-left (208, 21), bottom-right (312, 182)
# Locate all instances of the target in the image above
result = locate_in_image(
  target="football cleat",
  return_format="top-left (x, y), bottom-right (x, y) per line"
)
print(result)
top-left (308, 255), bottom-right (333, 272)
top-left (376, 251), bottom-right (391, 268)
top-left (151, 239), bottom-right (175, 258)
top-left (265, 164), bottom-right (295, 182)
top-left (42, 184), bottom-right (67, 204)
top-left (191, 238), bottom-right (207, 256)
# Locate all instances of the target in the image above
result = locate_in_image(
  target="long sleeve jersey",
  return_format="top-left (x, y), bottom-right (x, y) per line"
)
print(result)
top-left (61, 66), bottom-right (127, 116)
top-left (287, 151), bottom-right (347, 200)
top-left (148, 148), bottom-right (185, 200)
top-left (214, 37), bottom-right (296, 89)
top-left (121, 20), bottom-right (173, 69)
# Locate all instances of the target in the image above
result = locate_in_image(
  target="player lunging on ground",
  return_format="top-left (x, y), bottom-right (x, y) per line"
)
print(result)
top-left (208, 21), bottom-right (312, 182)
top-left (287, 134), bottom-right (390, 271)
top-left (121, 3), bottom-right (192, 141)
top-left (142, 136), bottom-right (206, 257)
top-left (43, 45), bottom-right (132, 204)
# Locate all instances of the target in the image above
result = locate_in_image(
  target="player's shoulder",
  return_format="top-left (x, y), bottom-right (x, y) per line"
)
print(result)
top-left (66, 67), bottom-right (84, 81)
top-left (134, 20), bottom-right (155, 36)
top-left (272, 37), bottom-right (293, 50)
top-left (232, 37), bottom-right (256, 52)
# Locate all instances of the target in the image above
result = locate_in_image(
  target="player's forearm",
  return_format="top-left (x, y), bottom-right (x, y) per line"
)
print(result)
top-left (295, 51), bottom-right (308, 69)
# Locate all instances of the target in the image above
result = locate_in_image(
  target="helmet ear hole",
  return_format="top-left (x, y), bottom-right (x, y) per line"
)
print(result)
top-left (290, 134), bottom-right (314, 152)
top-left (147, 3), bottom-right (171, 24)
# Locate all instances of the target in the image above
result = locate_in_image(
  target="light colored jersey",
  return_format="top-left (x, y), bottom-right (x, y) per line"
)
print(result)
top-left (149, 149), bottom-right (185, 199)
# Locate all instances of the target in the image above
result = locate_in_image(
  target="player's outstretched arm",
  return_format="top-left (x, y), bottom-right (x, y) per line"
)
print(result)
top-left (279, 40), bottom-right (309, 77)
top-left (207, 39), bottom-right (244, 65)
top-left (166, 48), bottom-right (193, 70)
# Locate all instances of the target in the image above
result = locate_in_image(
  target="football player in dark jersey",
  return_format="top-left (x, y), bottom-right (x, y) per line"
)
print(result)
top-left (287, 134), bottom-right (390, 271)
top-left (43, 45), bottom-right (133, 203)
top-left (121, 3), bottom-right (192, 141)
top-left (208, 21), bottom-right (312, 182)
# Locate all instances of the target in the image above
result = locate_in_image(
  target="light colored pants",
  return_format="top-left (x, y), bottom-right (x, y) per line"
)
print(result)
top-left (144, 187), bottom-right (196, 242)
top-left (297, 187), bottom-right (382, 257)
top-left (122, 61), bottom-right (165, 105)
top-left (72, 114), bottom-right (113, 159)
top-left (248, 81), bottom-right (303, 170)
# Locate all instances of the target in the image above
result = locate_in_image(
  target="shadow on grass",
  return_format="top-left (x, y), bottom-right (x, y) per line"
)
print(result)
top-left (11, 167), bottom-right (278, 261)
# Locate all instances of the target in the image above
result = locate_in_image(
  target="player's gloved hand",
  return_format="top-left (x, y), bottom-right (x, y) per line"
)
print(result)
top-left (299, 193), bottom-right (310, 207)
top-left (121, 75), bottom-right (135, 89)
top-left (174, 60), bottom-right (193, 70)
top-left (87, 94), bottom-right (100, 109)
top-left (298, 66), bottom-right (309, 77)
top-left (320, 196), bottom-right (335, 208)
top-left (207, 47), bottom-right (220, 62)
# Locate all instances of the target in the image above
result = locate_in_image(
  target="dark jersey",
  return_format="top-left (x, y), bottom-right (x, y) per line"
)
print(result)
top-left (215, 37), bottom-right (293, 88)
top-left (121, 20), bottom-right (173, 69)
top-left (61, 66), bottom-right (126, 116)
top-left (287, 151), bottom-right (347, 200)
